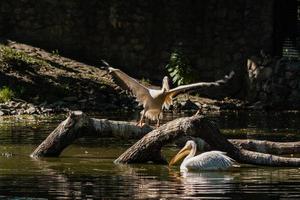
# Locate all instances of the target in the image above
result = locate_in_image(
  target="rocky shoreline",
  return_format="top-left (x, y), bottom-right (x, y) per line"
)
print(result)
top-left (0, 41), bottom-right (299, 117)
top-left (0, 95), bottom-right (247, 117)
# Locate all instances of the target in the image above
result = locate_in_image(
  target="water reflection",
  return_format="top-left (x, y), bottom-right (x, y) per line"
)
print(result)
top-left (1, 152), bottom-right (300, 199)
top-left (173, 171), bottom-right (235, 199)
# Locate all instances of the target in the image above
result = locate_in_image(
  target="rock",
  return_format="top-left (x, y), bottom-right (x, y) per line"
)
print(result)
top-left (209, 105), bottom-right (220, 110)
top-left (0, 110), bottom-right (4, 116)
top-left (41, 108), bottom-right (53, 113)
top-left (14, 102), bottom-right (22, 108)
top-left (7, 101), bottom-right (16, 107)
top-left (25, 106), bottom-right (36, 114)
top-left (17, 109), bottom-right (25, 115)
top-left (21, 103), bottom-right (28, 109)
top-left (0, 109), bottom-right (10, 115)
top-left (0, 104), bottom-right (9, 109)
top-left (10, 110), bottom-right (17, 115)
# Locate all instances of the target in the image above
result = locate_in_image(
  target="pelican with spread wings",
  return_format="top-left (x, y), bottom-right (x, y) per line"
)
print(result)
top-left (104, 61), bottom-right (234, 127)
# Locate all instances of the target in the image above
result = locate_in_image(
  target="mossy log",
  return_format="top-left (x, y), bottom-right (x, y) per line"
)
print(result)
top-left (32, 111), bottom-right (300, 167)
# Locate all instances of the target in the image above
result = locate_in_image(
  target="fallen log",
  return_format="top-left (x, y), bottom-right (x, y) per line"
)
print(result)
top-left (31, 111), bottom-right (151, 157)
top-left (229, 139), bottom-right (300, 155)
top-left (31, 111), bottom-right (300, 166)
top-left (177, 138), bottom-right (300, 155)
top-left (115, 115), bottom-right (300, 166)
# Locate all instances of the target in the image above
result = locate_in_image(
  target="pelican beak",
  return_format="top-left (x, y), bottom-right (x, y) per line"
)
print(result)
top-left (169, 146), bottom-right (191, 166)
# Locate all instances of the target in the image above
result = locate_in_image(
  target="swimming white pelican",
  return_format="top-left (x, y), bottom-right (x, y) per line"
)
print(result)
top-left (169, 140), bottom-right (236, 172)
top-left (103, 61), bottom-right (234, 127)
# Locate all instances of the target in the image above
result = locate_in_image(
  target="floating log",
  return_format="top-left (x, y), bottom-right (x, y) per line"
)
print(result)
top-left (30, 111), bottom-right (151, 157)
top-left (115, 115), bottom-right (300, 166)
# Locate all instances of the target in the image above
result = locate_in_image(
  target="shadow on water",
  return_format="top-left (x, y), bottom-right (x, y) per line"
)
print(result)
top-left (0, 110), bottom-right (300, 199)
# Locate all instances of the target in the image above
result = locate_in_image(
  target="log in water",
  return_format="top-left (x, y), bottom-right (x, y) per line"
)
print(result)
top-left (31, 111), bottom-right (300, 167)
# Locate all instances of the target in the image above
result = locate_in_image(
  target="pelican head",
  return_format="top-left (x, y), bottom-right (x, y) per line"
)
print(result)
top-left (162, 76), bottom-right (170, 92)
top-left (169, 140), bottom-right (196, 166)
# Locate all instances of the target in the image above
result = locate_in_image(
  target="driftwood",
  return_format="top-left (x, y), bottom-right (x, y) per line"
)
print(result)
top-left (32, 111), bottom-right (300, 167)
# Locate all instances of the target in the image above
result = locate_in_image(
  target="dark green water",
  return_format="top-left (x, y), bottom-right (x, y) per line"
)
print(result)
top-left (0, 111), bottom-right (300, 199)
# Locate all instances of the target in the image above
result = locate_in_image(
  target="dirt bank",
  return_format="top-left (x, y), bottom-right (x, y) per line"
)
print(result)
top-left (0, 40), bottom-right (244, 116)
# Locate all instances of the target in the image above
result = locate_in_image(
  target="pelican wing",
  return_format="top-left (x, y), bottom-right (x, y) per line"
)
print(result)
top-left (187, 151), bottom-right (235, 170)
top-left (109, 67), bottom-right (151, 105)
top-left (166, 71), bottom-right (235, 98)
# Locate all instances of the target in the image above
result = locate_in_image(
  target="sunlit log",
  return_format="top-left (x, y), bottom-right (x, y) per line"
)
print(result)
top-left (30, 111), bottom-right (151, 157)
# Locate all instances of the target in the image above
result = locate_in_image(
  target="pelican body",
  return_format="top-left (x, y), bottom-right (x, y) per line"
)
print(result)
top-left (169, 140), bottom-right (235, 172)
top-left (104, 61), bottom-right (234, 127)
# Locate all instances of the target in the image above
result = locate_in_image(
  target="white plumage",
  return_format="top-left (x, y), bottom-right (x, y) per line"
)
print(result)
top-left (169, 140), bottom-right (236, 172)
top-left (105, 61), bottom-right (234, 127)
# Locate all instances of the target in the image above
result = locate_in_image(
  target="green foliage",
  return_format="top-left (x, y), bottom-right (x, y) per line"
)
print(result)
top-left (0, 46), bottom-right (46, 68)
top-left (165, 49), bottom-right (194, 86)
top-left (0, 86), bottom-right (14, 103)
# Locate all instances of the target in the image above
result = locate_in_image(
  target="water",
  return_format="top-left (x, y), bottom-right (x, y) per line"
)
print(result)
top-left (0, 111), bottom-right (300, 199)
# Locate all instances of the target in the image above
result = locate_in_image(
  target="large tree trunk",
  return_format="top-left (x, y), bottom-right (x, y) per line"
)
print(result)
top-left (115, 115), bottom-right (300, 166)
